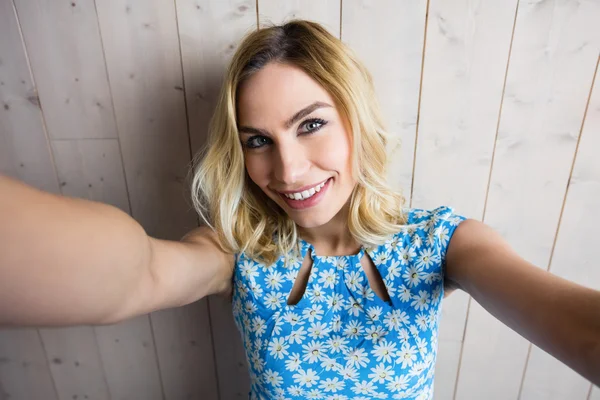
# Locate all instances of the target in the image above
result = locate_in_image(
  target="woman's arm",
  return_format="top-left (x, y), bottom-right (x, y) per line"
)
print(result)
top-left (446, 219), bottom-right (600, 385)
top-left (0, 174), bottom-right (233, 327)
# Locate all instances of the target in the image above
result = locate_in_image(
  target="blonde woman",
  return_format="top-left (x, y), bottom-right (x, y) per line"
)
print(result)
top-left (1, 20), bottom-right (598, 399)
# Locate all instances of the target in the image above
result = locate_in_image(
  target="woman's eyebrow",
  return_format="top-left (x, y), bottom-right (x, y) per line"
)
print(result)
top-left (284, 101), bottom-right (332, 128)
top-left (237, 101), bottom-right (332, 135)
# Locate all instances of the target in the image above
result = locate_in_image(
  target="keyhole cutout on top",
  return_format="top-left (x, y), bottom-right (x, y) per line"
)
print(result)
top-left (285, 249), bottom-right (392, 306)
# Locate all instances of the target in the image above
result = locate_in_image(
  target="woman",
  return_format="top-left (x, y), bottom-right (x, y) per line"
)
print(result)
top-left (0, 20), bottom-right (598, 399)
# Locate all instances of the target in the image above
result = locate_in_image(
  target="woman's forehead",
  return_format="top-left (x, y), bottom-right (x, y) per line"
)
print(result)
top-left (237, 63), bottom-right (335, 128)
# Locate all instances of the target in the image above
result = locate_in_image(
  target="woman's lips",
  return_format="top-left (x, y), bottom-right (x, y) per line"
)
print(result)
top-left (278, 178), bottom-right (332, 210)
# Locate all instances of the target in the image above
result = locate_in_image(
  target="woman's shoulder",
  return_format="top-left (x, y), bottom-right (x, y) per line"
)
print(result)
top-left (401, 205), bottom-right (466, 227)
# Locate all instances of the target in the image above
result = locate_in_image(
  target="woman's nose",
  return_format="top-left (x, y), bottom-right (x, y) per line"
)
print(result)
top-left (273, 142), bottom-right (310, 185)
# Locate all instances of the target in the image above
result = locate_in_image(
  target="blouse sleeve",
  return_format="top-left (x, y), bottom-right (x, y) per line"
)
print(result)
top-left (427, 206), bottom-right (467, 281)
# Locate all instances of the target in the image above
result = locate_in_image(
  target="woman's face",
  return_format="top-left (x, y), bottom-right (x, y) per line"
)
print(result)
top-left (237, 62), bottom-right (356, 229)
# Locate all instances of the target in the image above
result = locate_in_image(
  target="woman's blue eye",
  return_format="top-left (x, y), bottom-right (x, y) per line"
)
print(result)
top-left (300, 118), bottom-right (327, 133)
top-left (243, 118), bottom-right (327, 149)
top-left (246, 136), bottom-right (270, 149)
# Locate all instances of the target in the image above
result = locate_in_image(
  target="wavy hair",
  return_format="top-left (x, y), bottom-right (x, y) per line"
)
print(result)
top-left (190, 20), bottom-right (407, 264)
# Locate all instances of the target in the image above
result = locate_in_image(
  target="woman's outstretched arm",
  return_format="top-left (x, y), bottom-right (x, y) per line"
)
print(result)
top-left (0, 174), bottom-right (233, 327)
top-left (446, 219), bottom-right (600, 386)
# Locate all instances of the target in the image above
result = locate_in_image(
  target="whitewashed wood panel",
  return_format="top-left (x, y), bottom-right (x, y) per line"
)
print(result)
top-left (408, 0), bottom-right (518, 397)
top-left (94, 316), bottom-right (164, 400)
top-left (177, 0), bottom-right (256, 154)
top-left (50, 138), bottom-right (164, 400)
top-left (519, 59), bottom-right (600, 400)
top-left (12, 0), bottom-right (118, 140)
top-left (176, 1), bottom-right (257, 398)
top-left (341, 0), bottom-right (426, 204)
top-left (94, 1), bottom-right (218, 399)
top-left (0, 0), bottom-right (58, 194)
top-left (0, 329), bottom-right (58, 400)
top-left (259, 0), bottom-right (341, 37)
top-left (456, 1), bottom-right (600, 398)
top-left (39, 327), bottom-right (110, 400)
top-left (591, 385), bottom-right (600, 400)
top-left (50, 139), bottom-right (129, 211)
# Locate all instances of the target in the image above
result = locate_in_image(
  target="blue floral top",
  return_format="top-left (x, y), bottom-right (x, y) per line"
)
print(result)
top-left (232, 206), bottom-right (466, 400)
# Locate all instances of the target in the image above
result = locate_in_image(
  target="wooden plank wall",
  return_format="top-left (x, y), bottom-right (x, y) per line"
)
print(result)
top-left (0, 0), bottom-right (599, 399)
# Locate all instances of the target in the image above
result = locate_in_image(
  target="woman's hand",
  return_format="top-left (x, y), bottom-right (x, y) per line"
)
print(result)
top-left (446, 219), bottom-right (600, 385)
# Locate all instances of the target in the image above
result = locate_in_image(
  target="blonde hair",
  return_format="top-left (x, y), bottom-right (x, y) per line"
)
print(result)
top-left (191, 20), bottom-right (406, 264)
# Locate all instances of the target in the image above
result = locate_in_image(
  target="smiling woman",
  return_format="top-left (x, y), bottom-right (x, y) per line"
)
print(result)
top-left (192, 20), bottom-right (407, 264)
top-left (1, 16), bottom-right (599, 400)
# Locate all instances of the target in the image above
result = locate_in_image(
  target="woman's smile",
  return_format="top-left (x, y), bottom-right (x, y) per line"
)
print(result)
top-left (276, 177), bottom-right (333, 210)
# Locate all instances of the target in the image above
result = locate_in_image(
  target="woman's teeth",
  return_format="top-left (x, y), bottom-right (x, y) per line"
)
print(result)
top-left (283, 180), bottom-right (327, 200)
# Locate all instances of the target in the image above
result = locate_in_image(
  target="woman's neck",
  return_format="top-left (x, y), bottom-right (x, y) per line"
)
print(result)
top-left (297, 202), bottom-right (360, 256)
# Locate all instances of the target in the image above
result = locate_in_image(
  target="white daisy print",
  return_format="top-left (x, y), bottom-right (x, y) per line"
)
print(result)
top-left (403, 265), bottom-right (424, 287)
top-left (386, 259), bottom-right (402, 279)
top-left (327, 293), bottom-right (346, 312)
top-left (302, 340), bottom-right (325, 363)
top-left (252, 316), bottom-right (266, 336)
top-left (345, 270), bottom-right (364, 292)
top-left (369, 364), bottom-right (395, 383)
top-left (268, 337), bottom-right (289, 360)
top-left (337, 364), bottom-right (359, 381)
top-left (264, 292), bottom-right (284, 310)
top-left (320, 377), bottom-right (345, 392)
top-left (306, 388), bottom-right (324, 399)
top-left (345, 348), bottom-right (369, 368)
top-left (346, 298), bottom-right (364, 317)
top-left (264, 369), bottom-right (283, 387)
top-left (302, 304), bottom-right (324, 322)
top-left (372, 339), bottom-right (398, 363)
top-left (326, 335), bottom-right (350, 354)
top-left (411, 290), bottom-right (431, 311)
top-left (287, 326), bottom-right (307, 344)
top-left (344, 320), bottom-right (364, 339)
top-left (229, 206), bottom-right (467, 399)
top-left (318, 268), bottom-right (337, 289)
top-left (293, 368), bottom-right (320, 387)
top-left (265, 270), bottom-right (284, 290)
top-left (285, 353), bottom-right (301, 372)
top-left (352, 380), bottom-right (376, 396)
top-left (386, 375), bottom-right (410, 392)
top-left (307, 284), bottom-right (326, 303)
top-left (373, 250), bottom-right (392, 264)
top-left (365, 325), bottom-right (386, 343)
top-left (282, 311), bottom-right (304, 326)
top-left (398, 343), bottom-right (417, 369)
top-left (308, 322), bottom-right (330, 339)
top-left (366, 306), bottom-right (383, 323)
top-left (288, 384), bottom-right (305, 396)
top-left (239, 260), bottom-right (259, 283)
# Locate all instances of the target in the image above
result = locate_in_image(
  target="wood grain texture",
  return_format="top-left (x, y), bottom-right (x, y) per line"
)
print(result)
top-left (341, 0), bottom-right (426, 204)
top-left (456, 1), bottom-right (600, 398)
top-left (177, 0), bottom-right (256, 155)
top-left (0, 329), bottom-right (58, 400)
top-left (408, 0), bottom-right (518, 397)
top-left (259, 0), bottom-right (341, 37)
top-left (95, 316), bottom-right (164, 400)
top-left (94, 1), bottom-right (218, 398)
top-left (13, 0), bottom-right (118, 140)
top-left (519, 58), bottom-right (600, 400)
top-left (50, 139), bottom-right (129, 211)
top-left (39, 326), bottom-right (110, 400)
top-left (175, 1), bottom-right (257, 398)
top-left (0, 0), bottom-right (58, 194)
